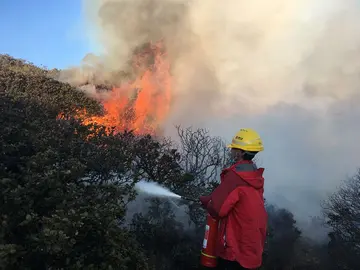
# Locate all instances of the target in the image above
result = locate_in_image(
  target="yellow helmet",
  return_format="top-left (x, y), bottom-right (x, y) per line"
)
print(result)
top-left (227, 128), bottom-right (264, 152)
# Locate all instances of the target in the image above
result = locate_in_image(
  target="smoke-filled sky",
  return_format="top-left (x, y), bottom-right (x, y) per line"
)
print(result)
top-left (80, 0), bottom-right (360, 237)
top-left (2, 0), bottom-right (360, 240)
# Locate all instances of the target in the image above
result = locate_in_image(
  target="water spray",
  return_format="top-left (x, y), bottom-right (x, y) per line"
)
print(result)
top-left (134, 180), bottom-right (198, 204)
top-left (180, 196), bottom-right (198, 203)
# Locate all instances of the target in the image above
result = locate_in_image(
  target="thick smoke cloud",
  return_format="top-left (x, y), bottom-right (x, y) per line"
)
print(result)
top-left (63, 0), bottom-right (360, 240)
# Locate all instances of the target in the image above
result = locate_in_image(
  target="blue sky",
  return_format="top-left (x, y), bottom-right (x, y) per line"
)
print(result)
top-left (0, 0), bottom-right (94, 69)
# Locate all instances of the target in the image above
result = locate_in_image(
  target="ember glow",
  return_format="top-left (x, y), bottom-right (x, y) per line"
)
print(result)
top-left (73, 42), bottom-right (172, 135)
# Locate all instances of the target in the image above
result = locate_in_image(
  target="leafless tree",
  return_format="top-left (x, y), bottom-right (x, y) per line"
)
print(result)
top-left (172, 126), bottom-right (231, 227)
top-left (176, 125), bottom-right (231, 188)
top-left (323, 170), bottom-right (360, 245)
top-left (322, 169), bottom-right (360, 269)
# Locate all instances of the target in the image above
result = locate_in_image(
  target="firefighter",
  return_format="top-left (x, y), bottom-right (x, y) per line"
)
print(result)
top-left (200, 128), bottom-right (267, 270)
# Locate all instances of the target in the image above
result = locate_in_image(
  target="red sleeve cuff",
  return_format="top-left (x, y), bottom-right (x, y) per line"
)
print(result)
top-left (200, 195), bottom-right (211, 208)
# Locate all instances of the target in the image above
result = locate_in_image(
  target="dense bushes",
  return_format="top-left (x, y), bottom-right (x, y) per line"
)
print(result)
top-left (0, 96), bottom-right (149, 269)
top-left (1, 55), bottom-right (359, 269)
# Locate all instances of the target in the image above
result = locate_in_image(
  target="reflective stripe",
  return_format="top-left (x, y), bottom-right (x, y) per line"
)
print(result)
top-left (234, 163), bottom-right (257, 172)
top-left (201, 251), bottom-right (217, 259)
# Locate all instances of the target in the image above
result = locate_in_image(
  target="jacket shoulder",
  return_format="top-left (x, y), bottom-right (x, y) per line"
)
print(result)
top-left (233, 163), bottom-right (257, 172)
top-left (221, 168), bottom-right (250, 187)
top-left (221, 162), bottom-right (257, 175)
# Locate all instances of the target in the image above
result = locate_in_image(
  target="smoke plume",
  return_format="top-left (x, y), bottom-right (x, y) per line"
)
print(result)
top-left (62, 0), bottom-right (360, 240)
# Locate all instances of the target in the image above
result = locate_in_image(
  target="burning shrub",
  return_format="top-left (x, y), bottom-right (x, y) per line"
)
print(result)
top-left (58, 42), bottom-right (172, 135)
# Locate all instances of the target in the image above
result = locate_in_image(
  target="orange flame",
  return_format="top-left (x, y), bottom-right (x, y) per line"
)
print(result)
top-left (74, 42), bottom-right (172, 135)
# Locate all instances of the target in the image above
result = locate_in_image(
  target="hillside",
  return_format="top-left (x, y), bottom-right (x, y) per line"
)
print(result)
top-left (0, 54), bottom-right (102, 116)
top-left (0, 54), bottom-right (358, 270)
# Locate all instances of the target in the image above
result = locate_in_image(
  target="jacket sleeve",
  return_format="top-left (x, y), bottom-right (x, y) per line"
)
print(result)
top-left (206, 170), bottom-right (242, 218)
top-left (200, 195), bottom-right (211, 208)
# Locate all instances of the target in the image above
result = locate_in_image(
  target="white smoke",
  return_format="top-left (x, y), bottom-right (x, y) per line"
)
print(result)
top-left (76, 0), bottom-right (360, 240)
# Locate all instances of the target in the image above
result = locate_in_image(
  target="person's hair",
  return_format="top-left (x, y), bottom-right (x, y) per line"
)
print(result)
top-left (242, 151), bottom-right (258, 161)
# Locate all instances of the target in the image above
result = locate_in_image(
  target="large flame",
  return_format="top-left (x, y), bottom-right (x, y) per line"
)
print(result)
top-left (74, 42), bottom-right (172, 135)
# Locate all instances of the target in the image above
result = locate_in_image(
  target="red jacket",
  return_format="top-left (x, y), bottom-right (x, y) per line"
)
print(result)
top-left (201, 160), bottom-right (267, 269)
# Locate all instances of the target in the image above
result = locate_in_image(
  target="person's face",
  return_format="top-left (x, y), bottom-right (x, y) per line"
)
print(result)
top-left (230, 148), bottom-right (242, 160)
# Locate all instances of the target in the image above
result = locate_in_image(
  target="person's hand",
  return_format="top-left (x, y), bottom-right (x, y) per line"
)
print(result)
top-left (199, 195), bottom-right (211, 208)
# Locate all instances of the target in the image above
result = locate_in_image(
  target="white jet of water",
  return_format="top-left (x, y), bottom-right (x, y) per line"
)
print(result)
top-left (134, 180), bottom-right (181, 199)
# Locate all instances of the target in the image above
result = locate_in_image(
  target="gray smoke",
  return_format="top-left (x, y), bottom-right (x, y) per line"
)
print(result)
top-left (67, 0), bottom-right (360, 240)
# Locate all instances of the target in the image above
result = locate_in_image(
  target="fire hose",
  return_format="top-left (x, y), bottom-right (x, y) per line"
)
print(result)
top-left (181, 196), bottom-right (219, 268)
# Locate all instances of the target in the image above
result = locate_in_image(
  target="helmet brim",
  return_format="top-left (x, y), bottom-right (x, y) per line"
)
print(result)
top-left (227, 143), bottom-right (264, 152)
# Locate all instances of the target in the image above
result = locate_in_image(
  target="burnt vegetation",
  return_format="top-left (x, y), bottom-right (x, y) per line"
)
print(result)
top-left (0, 54), bottom-right (359, 269)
